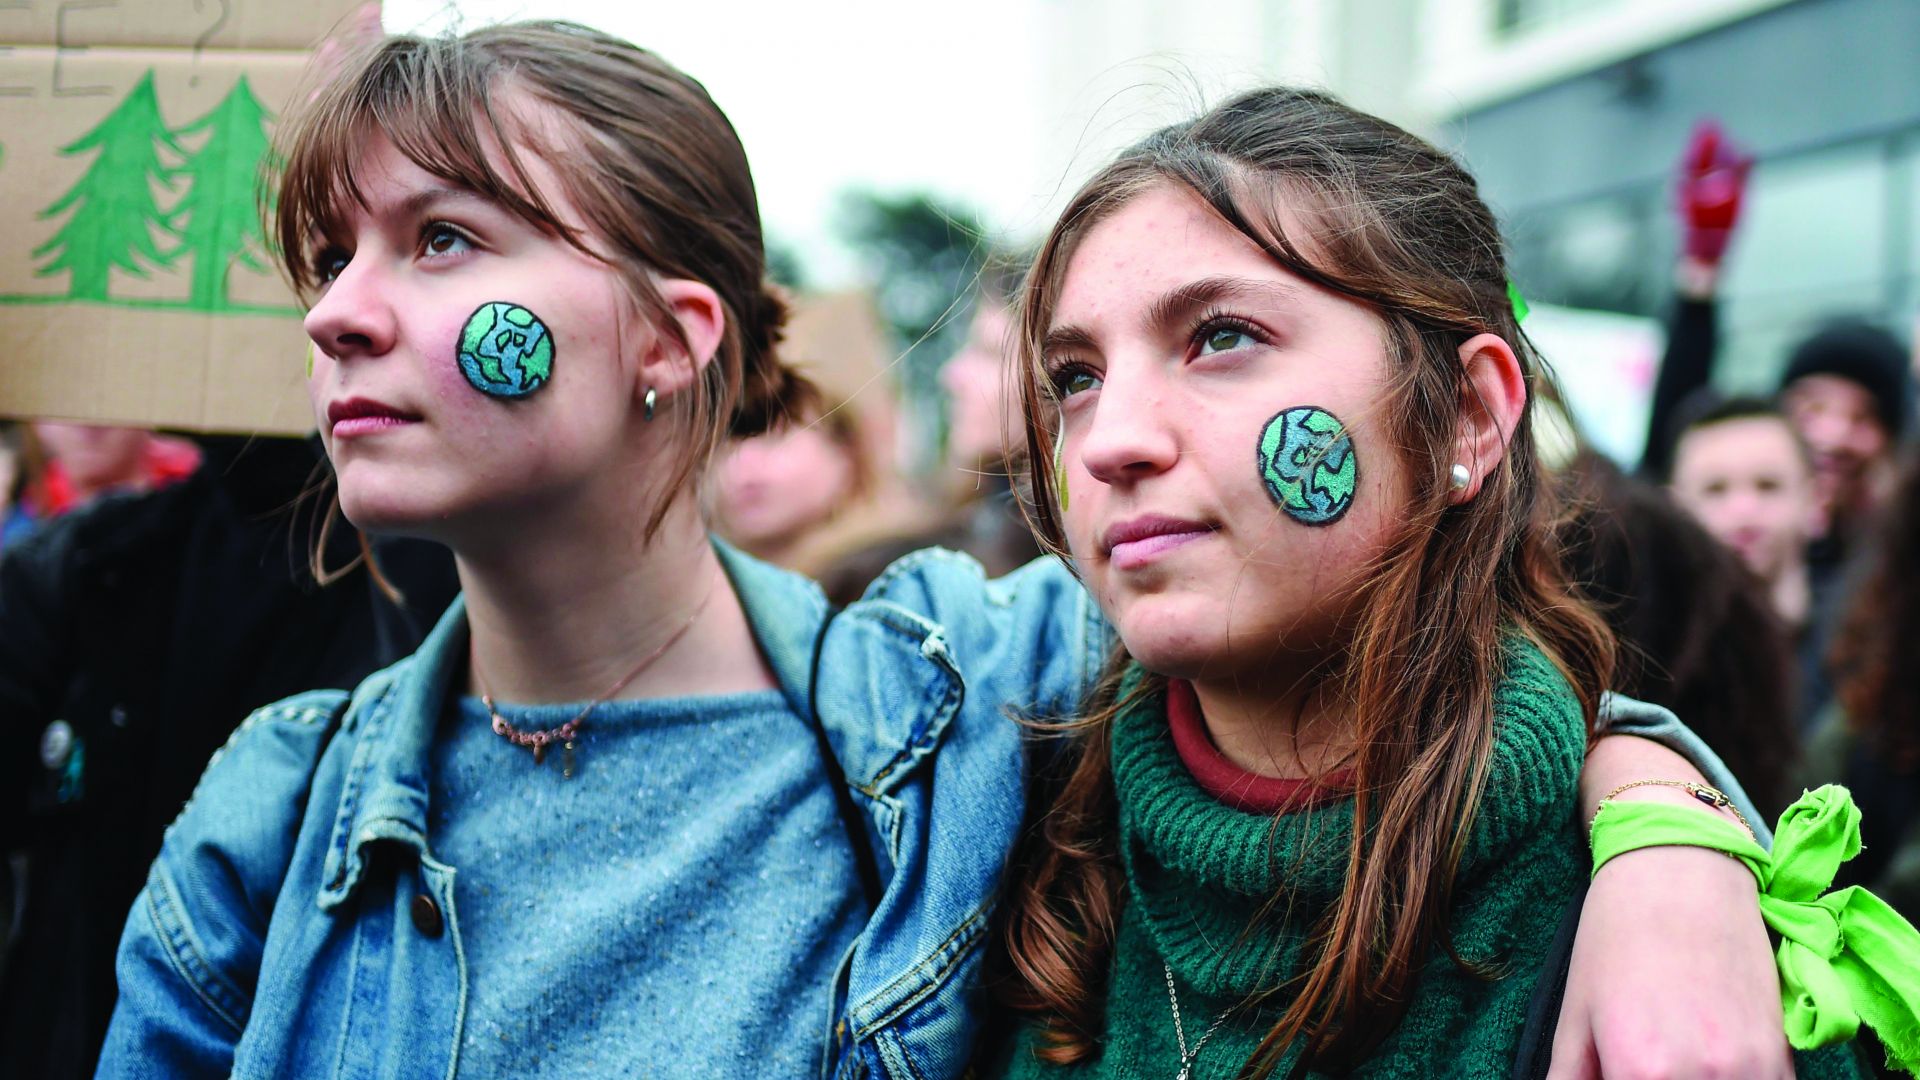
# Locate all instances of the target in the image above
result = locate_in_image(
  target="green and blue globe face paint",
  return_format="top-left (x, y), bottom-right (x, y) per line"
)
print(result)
top-left (458, 301), bottom-right (554, 399)
top-left (1258, 405), bottom-right (1358, 526)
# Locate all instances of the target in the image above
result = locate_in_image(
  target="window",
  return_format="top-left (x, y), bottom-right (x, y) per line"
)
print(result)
top-left (1495, 0), bottom-right (1620, 36)
top-left (1507, 193), bottom-right (1662, 318)
top-left (1718, 143), bottom-right (1889, 388)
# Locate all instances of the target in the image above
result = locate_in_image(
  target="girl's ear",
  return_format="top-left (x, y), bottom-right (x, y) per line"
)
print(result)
top-left (639, 278), bottom-right (726, 401)
top-left (1450, 333), bottom-right (1528, 503)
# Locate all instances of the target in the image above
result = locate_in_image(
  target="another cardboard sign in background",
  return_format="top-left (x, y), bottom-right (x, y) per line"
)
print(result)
top-left (0, 0), bottom-right (361, 435)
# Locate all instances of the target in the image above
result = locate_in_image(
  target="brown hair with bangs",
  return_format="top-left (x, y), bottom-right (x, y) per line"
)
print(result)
top-left (994, 87), bottom-right (1615, 1074)
top-left (272, 20), bottom-right (815, 541)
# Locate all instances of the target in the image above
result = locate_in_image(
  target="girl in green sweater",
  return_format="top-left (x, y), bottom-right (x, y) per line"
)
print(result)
top-left (984, 89), bottom-right (1864, 1078)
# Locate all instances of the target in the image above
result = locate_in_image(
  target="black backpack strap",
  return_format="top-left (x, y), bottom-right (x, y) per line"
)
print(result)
top-left (807, 604), bottom-right (884, 912)
top-left (1510, 876), bottom-right (1589, 1079)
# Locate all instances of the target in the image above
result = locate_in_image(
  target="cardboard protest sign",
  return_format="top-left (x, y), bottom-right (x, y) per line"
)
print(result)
top-left (0, 0), bottom-right (361, 435)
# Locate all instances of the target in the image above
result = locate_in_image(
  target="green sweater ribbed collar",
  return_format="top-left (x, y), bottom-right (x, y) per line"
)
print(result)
top-left (1113, 639), bottom-right (1587, 1002)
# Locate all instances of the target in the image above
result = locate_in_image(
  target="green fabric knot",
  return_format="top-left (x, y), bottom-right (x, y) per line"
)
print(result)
top-left (1771, 787), bottom-right (1920, 1074)
top-left (1590, 784), bottom-right (1920, 1075)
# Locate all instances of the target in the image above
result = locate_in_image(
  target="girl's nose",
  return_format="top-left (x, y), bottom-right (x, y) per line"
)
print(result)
top-left (303, 257), bottom-right (400, 364)
top-left (1077, 366), bottom-right (1179, 487)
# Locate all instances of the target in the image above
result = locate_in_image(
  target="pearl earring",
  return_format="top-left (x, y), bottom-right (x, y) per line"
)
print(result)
top-left (1448, 462), bottom-right (1471, 491)
top-left (644, 386), bottom-right (657, 422)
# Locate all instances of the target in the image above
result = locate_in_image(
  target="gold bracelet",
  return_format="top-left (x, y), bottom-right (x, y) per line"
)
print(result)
top-left (1601, 779), bottom-right (1756, 840)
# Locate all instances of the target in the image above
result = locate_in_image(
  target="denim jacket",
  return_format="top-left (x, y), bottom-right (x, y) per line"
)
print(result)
top-left (98, 542), bottom-right (1748, 1080)
top-left (98, 543), bottom-right (1107, 1080)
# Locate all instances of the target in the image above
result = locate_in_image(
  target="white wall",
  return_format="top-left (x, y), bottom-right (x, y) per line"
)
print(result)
top-left (1411, 0), bottom-right (1799, 119)
top-left (380, 0), bottom-right (1413, 281)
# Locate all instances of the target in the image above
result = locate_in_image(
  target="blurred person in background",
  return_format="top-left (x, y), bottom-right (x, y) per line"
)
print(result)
top-left (0, 423), bottom-right (48, 553)
top-left (1562, 451), bottom-right (1800, 817)
top-left (1665, 396), bottom-right (1832, 733)
top-left (1667, 396), bottom-right (1822, 625)
top-left (1803, 446), bottom-right (1920, 930)
top-left (716, 400), bottom-right (871, 566)
top-left (940, 266), bottom-right (1021, 485)
top-left (31, 422), bottom-right (201, 516)
top-left (0, 433), bottom-right (458, 1080)
top-left (714, 290), bottom-right (911, 575)
top-left (814, 263), bottom-right (1040, 604)
top-left (1777, 320), bottom-right (1911, 545)
top-left (926, 261), bottom-right (1042, 569)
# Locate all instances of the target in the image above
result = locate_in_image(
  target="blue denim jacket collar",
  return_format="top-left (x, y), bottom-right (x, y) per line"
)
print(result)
top-left (317, 588), bottom-right (462, 910)
top-left (720, 540), bottom-right (967, 799)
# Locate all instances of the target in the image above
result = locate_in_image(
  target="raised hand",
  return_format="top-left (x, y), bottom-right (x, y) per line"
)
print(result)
top-left (1677, 119), bottom-right (1754, 268)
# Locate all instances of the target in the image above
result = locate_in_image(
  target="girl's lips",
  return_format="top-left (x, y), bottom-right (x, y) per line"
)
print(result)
top-left (331, 414), bottom-right (418, 439)
top-left (1109, 528), bottom-right (1214, 570)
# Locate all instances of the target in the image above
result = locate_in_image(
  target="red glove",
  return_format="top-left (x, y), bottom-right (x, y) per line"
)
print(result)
top-left (1676, 120), bottom-right (1752, 265)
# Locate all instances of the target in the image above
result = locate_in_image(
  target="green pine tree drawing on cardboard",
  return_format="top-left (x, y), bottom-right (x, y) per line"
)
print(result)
top-left (167, 75), bottom-right (274, 311)
top-left (32, 70), bottom-right (181, 301)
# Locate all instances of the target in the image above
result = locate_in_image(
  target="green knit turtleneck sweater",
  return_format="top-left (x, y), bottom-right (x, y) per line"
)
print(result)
top-left (989, 642), bottom-right (1865, 1079)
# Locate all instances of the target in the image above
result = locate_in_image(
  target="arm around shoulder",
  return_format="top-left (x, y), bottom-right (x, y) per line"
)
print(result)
top-left (1550, 697), bottom-right (1804, 1079)
top-left (1592, 692), bottom-right (1768, 843)
top-left (96, 689), bottom-right (349, 1078)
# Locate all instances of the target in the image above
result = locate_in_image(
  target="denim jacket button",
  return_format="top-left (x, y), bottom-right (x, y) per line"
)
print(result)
top-left (410, 892), bottom-right (444, 937)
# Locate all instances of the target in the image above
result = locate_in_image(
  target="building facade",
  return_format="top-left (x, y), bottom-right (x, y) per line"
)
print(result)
top-left (1427, 0), bottom-right (1920, 394)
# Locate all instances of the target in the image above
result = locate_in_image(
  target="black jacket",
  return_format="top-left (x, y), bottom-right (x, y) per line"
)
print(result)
top-left (0, 435), bottom-right (458, 1080)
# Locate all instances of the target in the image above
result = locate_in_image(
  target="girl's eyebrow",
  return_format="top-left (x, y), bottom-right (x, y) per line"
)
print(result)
top-left (390, 186), bottom-right (494, 220)
top-left (1041, 323), bottom-right (1099, 360)
top-left (1144, 275), bottom-right (1301, 333)
top-left (1043, 276), bottom-right (1301, 359)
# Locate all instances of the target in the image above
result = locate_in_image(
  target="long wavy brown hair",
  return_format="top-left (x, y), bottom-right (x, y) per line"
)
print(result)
top-left (994, 87), bottom-right (1615, 1075)
top-left (1831, 447), bottom-right (1920, 770)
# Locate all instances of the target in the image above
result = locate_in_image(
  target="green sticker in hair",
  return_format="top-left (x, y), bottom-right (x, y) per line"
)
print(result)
top-left (1507, 280), bottom-right (1531, 324)
top-left (1258, 405), bottom-right (1357, 526)
top-left (458, 301), bottom-right (554, 399)
top-left (1052, 430), bottom-right (1069, 513)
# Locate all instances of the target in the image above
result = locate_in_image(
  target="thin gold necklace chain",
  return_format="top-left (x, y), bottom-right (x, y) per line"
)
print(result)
top-left (1164, 960), bottom-right (1233, 1080)
top-left (475, 578), bottom-right (717, 774)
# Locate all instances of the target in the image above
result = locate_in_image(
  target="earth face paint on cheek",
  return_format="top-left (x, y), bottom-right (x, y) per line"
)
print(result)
top-left (1258, 405), bottom-right (1359, 526)
top-left (457, 301), bottom-right (555, 399)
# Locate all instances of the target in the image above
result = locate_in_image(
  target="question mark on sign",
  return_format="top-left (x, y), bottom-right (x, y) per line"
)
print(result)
top-left (190, 0), bottom-right (231, 87)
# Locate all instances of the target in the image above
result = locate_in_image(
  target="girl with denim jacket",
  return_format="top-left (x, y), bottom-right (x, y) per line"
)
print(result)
top-left (99, 23), bottom-right (1803, 1080)
top-left (985, 89), bottom-right (1859, 1079)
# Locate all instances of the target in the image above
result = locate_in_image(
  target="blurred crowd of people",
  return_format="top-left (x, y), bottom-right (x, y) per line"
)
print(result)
top-left (1558, 123), bottom-right (1920, 914)
top-left (2, 99), bottom-right (1919, 1077)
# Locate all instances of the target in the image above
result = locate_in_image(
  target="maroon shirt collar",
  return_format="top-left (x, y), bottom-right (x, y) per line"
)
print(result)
top-left (1164, 677), bottom-right (1349, 814)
